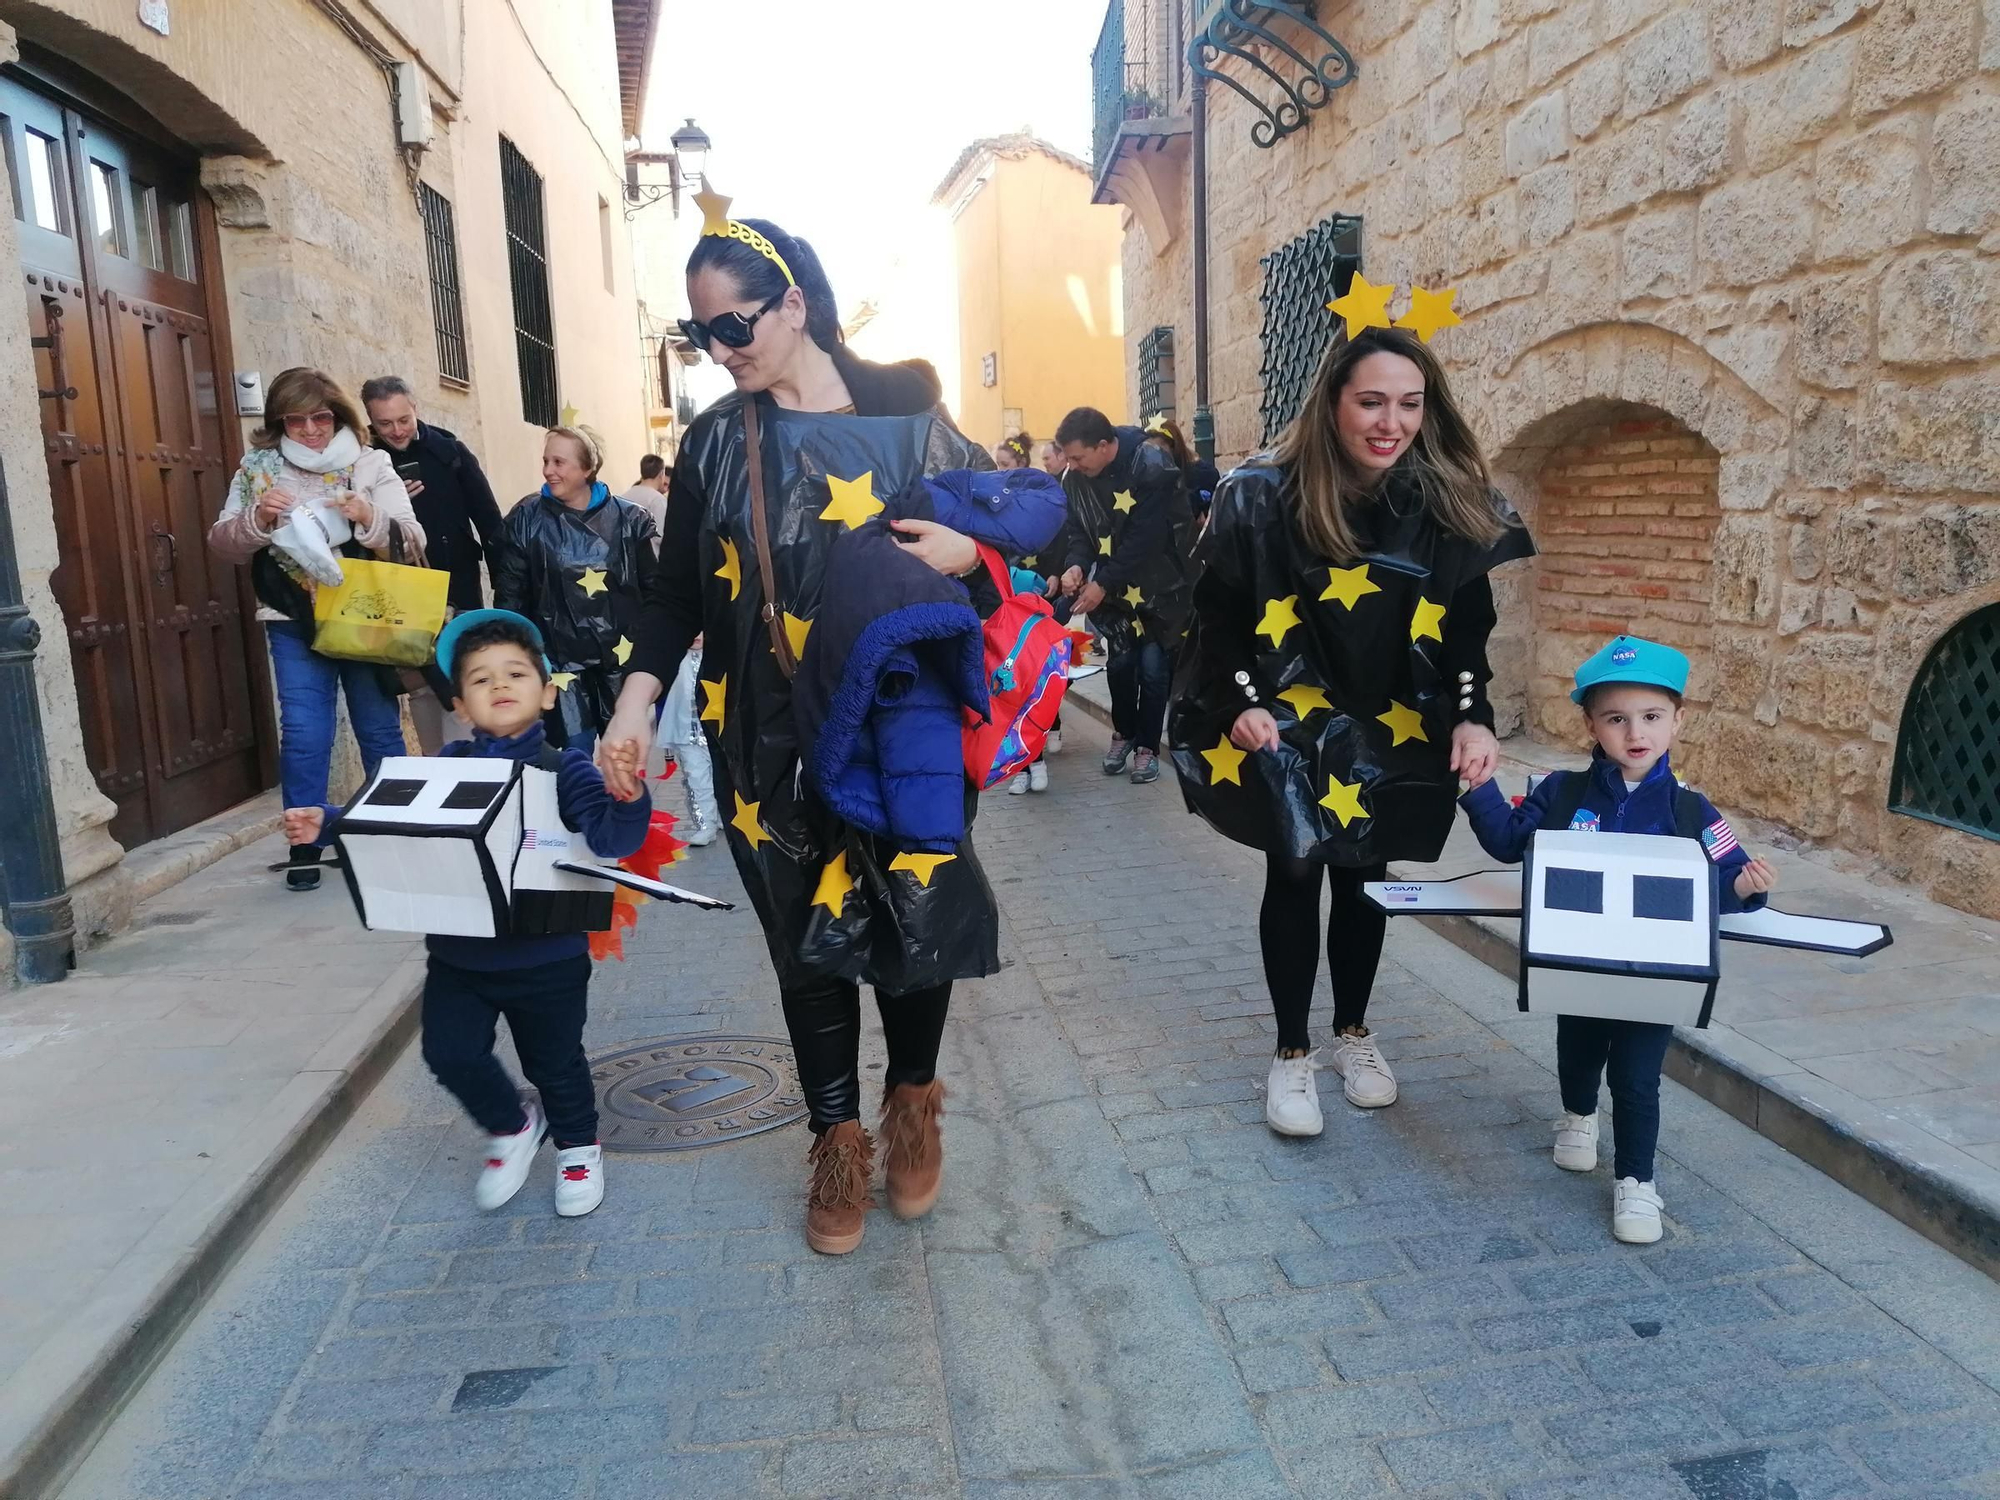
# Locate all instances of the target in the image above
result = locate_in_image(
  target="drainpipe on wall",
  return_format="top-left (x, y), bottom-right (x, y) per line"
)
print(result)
top-left (0, 460), bottom-right (75, 984)
top-left (1189, 68), bottom-right (1215, 466)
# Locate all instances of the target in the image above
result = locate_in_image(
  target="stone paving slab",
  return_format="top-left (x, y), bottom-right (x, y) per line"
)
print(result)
top-left (56, 710), bottom-right (2000, 1498)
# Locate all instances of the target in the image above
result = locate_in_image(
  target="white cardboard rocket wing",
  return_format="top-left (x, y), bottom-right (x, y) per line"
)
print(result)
top-left (333, 756), bottom-right (730, 938)
top-left (1364, 829), bottom-right (1890, 1029)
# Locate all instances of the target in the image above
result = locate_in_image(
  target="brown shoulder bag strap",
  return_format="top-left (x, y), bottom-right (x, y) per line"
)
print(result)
top-left (741, 397), bottom-right (799, 680)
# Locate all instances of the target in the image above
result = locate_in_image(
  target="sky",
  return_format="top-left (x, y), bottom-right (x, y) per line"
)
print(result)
top-left (635, 0), bottom-right (1106, 410)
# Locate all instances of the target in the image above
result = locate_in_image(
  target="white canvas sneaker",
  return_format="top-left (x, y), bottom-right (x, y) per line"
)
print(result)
top-left (1264, 1050), bottom-right (1325, 1137)
top-left (1028, 761), bottom-right (1050, 792)
top-left (1329, 1029), bottom-right (1398, 1108)
top-left (1613, 1177), bottom-right (1665, 1244)
top-left (1553, 1111), bottom-right (1600, 1172)
top-left (554, 1143), bottom-right (605, 1217)
top-left (1045, 729), bottom-right (1063, 754)
top-left (474, 1100), bottom-right (545, 1210)
top-left (1007, 772), bottom-right (1030, 795)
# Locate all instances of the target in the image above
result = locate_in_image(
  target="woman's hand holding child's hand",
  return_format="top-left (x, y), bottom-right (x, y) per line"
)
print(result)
top-left (599, 739), bottom-right (645, 803)
top-left (1451, 723), bottom-right (1500, 790)
top-left (282, 807), bottom-right (324, 845)
top-left (1734, 856), bottom-right (1778, 900)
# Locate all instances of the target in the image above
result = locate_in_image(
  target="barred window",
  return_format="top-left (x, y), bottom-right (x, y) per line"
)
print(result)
top-left (1891, 605), bottom-right (2000, 842)
top-left (417, 183), bottom-right (469, 385)
top-left (1257, 213), bottom-right (1362, 443)
top-left (499, 136), bottom-right (557, 427)
top-left (1138, 326), bottom-right (1176, 422)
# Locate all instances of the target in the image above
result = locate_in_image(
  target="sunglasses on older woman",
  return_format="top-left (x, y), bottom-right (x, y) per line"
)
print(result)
top-left (281, 409), bottom-right (337, 433)
top-left (679, 290), bottom-right (787, 353)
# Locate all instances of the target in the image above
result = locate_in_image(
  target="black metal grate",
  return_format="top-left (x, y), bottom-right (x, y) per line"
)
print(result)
top-left (1257, 212), bottom-right (1362, 443)
top-left (418, 183), bottom-right (470, 385)
top-left (499, 137), bottom-right (558, 428)
top-left (1138, 326), bottom-right (1176, 421)
top-left (1891, 605), bottom-right (2000, 842)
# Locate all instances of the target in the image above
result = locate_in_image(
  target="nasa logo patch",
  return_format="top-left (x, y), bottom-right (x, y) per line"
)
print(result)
top-left (1611, 645), bottom-right (1638, 665)
top-left (1569, 808), bottom-right (1601, 832)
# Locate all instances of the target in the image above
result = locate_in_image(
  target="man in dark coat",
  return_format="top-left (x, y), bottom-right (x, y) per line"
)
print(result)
top-left (363, 376), bottom-right (507, 750)
top-left (1053, 406), bottom-right (1193, 784)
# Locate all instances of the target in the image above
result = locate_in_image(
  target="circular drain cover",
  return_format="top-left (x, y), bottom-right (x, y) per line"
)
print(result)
top-left (588, 1036), bottom-right (806, 1151)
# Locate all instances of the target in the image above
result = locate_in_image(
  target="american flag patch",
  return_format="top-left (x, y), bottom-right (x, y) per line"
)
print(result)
top-left (522, 829), bottom-right (539, 850)
top-left (1700, 818), bottom-right (1739, 859)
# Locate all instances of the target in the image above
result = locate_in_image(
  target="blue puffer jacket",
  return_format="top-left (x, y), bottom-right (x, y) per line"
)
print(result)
top-left (795, 468), bottom-right (1067, 851)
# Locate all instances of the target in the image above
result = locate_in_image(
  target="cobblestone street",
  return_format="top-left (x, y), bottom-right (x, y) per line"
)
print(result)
top-left (62, 716), bottom-right (2000, 1499)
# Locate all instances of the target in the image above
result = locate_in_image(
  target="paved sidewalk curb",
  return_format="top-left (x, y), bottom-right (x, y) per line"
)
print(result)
top-left (0, 953), bottom-right (426, 1499)
top-left (1062, 680), bottom-right (2000, 1283)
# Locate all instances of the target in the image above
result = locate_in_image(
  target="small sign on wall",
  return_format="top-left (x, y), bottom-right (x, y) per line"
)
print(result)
top-left (138, 0), bottom-right (169, 35)
top-left (981, 352), bottom-right (997, 388)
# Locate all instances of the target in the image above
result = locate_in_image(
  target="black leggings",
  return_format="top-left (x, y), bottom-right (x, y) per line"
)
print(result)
top-left (782, 979), bottom-right (952, 1133)
top-left (1260, 854), bottom-right (1388, 1053)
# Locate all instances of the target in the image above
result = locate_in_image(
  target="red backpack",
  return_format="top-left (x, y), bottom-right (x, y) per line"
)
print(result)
top-left (963, 545), bottom-right (1072, 790)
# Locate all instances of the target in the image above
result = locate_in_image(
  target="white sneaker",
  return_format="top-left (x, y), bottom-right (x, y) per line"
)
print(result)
top-left (1265, 1050), bottom-right (1325, 1137)
top-left (686, 818), bottom-right (717, 847)
top-left (1046, 730), bottom-right (1063, 754)
top-left (474, 1100), bottom-right (545, 1210)
top-left (1554, 1111), bottom-right (1599, 1172)
top-left (1028, 761), bottom-right (1049, 792)
top-left (554, 1143), bottom-right (605, 1217)
top-left (1613, 1177), bottom-right (1664, 1243)
top-left (1007, 772), bottom-right (1030, 795)
top-left (1329, 1029), bottom-right (1398, 1108)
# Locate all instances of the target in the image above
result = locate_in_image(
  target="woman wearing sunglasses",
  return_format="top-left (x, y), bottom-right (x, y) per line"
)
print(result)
top-left (208, 367), bottom-right (422, 890)
top-left (594, 209), bottom-right (1005, 1257)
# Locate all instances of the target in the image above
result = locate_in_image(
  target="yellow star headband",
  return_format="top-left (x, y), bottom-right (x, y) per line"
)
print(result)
top-left (694, 185), bottom-right (796, 288)
top-left (1325, 273), bottom-right (1460, 343)
top-left (1144, 413), bottom-right (1174, 436)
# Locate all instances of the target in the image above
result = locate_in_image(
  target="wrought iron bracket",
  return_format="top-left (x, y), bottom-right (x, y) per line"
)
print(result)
top-left (1189, 0), bottom-right (1357, 150)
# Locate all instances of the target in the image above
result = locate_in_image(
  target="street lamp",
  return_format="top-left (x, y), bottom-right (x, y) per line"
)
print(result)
top-left (623, 117), bottom-right (712, 218)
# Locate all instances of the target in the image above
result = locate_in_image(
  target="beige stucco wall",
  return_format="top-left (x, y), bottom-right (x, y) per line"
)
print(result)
top-left (1114, 0), bottom-right (2000, 914)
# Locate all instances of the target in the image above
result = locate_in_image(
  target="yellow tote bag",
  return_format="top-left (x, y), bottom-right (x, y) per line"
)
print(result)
top-left (310, 524), bottom-right (449, 668)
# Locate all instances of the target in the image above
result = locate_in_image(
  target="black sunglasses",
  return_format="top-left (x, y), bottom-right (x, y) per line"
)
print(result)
top-left (680, 290), bottom-right (787, 353)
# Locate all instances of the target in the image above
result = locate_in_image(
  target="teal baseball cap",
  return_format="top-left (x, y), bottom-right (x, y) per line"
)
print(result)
top-left (1571, 634), bottom-right (1689, 704)
top-left (435, 608), bottom-right (554, 681)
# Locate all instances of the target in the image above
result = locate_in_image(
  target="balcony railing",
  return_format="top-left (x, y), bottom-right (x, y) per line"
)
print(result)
top-left (1093, 0), bottom-right (1183, 172)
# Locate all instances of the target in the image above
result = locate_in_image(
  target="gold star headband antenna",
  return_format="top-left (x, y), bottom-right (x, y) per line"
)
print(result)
top-left (1325, 273), bottom-right (1461, 343)
top-left (694, 184), bottom-right (796, 287)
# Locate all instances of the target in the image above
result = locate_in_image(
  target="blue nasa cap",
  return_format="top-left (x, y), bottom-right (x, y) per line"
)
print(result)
top-left (435, 609), bottom-right (554, 680)
top-left (1571, 634), bottom-right (1689, 704)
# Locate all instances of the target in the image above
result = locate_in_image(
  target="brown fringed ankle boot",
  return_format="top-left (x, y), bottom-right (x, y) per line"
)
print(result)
top-left (804, 1120), bottom-right (874, 1256)
top-left (880, 1079), bottom-right (945, 1220)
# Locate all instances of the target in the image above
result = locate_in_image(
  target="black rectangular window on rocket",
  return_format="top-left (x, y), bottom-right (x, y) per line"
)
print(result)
top-left (1544, 867), bottom-right (1604, 914)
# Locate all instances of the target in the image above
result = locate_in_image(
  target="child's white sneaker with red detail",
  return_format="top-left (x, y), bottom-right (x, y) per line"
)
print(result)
top-left (475, 1100), bottom-right (545, 1210)
top-left (555, 1143), bottom-right (605, 1217)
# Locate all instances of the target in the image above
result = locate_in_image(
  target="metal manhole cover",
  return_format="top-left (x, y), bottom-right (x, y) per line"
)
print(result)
top-left (588, 1036), bottom-right (806, 1151)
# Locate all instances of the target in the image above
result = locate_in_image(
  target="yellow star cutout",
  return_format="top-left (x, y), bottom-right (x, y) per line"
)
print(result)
top-left (549, 671), bottom-right (576, 691)
top-left (1113, 490), bottom-right (1137, 513)
top-left (558, 402), bottom-right (581, 428)
top-left (1326, 272), bottom-right (1395, 340)
top-left (1277, 684), bottom-right (1331, 718)
top-left (1132, 619), bottom-right (1145, 637)
top-left (1201, 736), bottom-right (1247, 786)
top-left (714, 537), bottom-right (742, 601)
top-left (811, 849), bottom-right (855, 916)
top-left (612, 636), bottom-right (633, 665)
top-left (1396, 284), bottom-right (1461, 343)
top-left (699, 675), bottom-right (727, 728)
top-left (576, 566), bottom-right (608, 598)
top-left (888, 851), bottom-right (957, 887)
top-left (694, 185), bottom-right (733, 237)
top-left (782, 612), bottom-right (812, 658)
top-left (1377, 699), bottom-right (1429, 745)
top-left (820, 471), bottom-right (884, 529)
top-left (1098, 534), bottom-right (1115, 557)
top-left (1410, 597), bottom-right (1447, 644)
top-left (1319, 564), bottom-right (1381, 610)
top-left (1123, 584), bottom-right (1144, 609)
top-left (1257, 595), bottom-right (1303, 648)
top-left (1320, 775), bottom-right (1370, 828)
top-left (729, 792), bottom-right (770, 851)
top-left (1023, 555), bottom-right (1038, 570)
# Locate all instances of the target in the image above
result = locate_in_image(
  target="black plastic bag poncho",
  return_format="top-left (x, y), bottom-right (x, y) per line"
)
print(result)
top-left (492, 488), bottom-right (656, 743)
top-left (1052, 427), bottom-right (1194, 654)
top-left (1169, 462), bottom-right (1534, 866)
top-left (676, 394), bottom-right (1001, 993)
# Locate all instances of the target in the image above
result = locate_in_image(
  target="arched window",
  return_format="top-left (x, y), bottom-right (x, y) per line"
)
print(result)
top-left (1891, 605), bottom-right (2000, 841)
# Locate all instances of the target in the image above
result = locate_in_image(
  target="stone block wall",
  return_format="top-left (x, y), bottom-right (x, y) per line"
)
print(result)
top-left (1111, 0), bottom-right (2000, 913)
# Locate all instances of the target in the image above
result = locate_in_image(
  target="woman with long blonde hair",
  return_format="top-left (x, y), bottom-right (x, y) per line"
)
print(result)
top-left (1170, 325), bottom-right (1533, 1134)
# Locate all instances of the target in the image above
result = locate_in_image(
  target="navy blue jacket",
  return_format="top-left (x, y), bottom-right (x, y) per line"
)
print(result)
top-left (318, 722), bottom-right (653, 968)
top-left (1459, 750), bottom-right (1767, 914)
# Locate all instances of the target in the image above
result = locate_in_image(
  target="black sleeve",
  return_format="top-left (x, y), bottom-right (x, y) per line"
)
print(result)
top-left (457, 442), bottom-right (506, 554)
top-left (1191, 564), bottom-right (1261, 710)
top-left (1440, 572), bottom-right (1499, 730)
top-left (489, 509), bottom-right (528, 616)
top-left (1096, 458), bottom-right (1179, 590)
top-left (629, 461), bottom-right (706, 683)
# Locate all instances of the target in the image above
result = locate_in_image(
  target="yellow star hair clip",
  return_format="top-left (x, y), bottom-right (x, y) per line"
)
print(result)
top-left (1144, 413), bottom-right (1172, 436)
top-left (694, 183), bottom-right (795, 287)
top-left (1326, 273), bottom-right (1394, 340)
top-left (1396, 284), bottom-right (1461, 343)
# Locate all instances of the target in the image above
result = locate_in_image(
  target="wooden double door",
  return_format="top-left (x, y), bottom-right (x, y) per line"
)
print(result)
top-left (2, 66), bottom-right (267, 848)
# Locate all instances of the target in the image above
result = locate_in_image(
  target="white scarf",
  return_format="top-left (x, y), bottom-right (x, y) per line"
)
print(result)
top-left (280, 425), bottom-right (362, 473)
